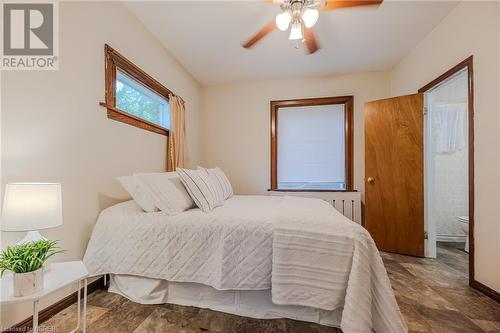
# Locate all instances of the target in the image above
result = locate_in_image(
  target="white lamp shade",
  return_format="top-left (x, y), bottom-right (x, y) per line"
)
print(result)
top-left (2, 183), bottom-right (63, 232)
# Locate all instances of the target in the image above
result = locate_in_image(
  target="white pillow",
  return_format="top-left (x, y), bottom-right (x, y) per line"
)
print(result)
top-left (116, 176), bottom-right (158, 212)
top-left (177, 168), bottom-right (224, 213)
top-left (198, 166), bottom-right (233, 200)
top-left (134, 172), bottom-right (195, 215)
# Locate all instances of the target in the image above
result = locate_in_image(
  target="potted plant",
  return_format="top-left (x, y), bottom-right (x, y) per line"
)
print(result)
top-left (0, 240), bottom-right (63, 296)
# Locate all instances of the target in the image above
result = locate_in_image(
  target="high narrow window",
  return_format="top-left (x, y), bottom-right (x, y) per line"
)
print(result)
top-left (116, 71), bottom-right (170, 129)
top-left (102, 44), bottom-right (172, 136)
top-left (271, 96), bottom-right (353, 191)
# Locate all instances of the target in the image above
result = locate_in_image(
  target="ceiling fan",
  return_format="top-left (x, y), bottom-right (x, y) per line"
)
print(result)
top-left (243, 0), bottom-right (383, 54)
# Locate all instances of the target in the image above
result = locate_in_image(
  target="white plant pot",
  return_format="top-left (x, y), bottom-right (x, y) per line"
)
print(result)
top-left (13, 268), bottom-right (44, 297)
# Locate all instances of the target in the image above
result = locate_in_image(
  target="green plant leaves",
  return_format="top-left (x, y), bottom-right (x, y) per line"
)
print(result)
top-left (0, 240), bottom-right (64, 276)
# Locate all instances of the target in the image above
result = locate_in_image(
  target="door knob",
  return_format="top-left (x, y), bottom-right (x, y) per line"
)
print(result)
top-left (367, 177), bottom-right (375, 185)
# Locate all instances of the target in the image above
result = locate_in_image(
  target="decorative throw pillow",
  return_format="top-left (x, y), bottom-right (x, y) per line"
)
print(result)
top-left (199, 166), bottom-right (234, 200)
top-left (116, 176), bottom-right (158, 212)
top-left (197, 167), bottom-right (225, 203)
top-left (134, 172), bottom-right (195, 215)
top-left (177, 168), bottom-right (224, 212)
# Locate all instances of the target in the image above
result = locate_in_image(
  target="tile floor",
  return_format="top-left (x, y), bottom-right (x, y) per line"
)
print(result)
top-left (40, 243), bottom-right (500, 333)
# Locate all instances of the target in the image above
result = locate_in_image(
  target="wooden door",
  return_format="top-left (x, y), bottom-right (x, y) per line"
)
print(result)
top-left (365, 93), bottom-right (424, 257)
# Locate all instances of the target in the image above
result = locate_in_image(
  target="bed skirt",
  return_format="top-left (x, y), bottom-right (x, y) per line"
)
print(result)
top-left (109, 274), bottom-right (342, 328)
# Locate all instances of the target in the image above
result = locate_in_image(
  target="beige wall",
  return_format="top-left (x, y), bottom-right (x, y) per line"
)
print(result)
top-left (390, 1), bottom-right (500, 292)
top-left (0, 1), bottom-right (200, 328)
top-left (199, 72), bottom-right (390, 198)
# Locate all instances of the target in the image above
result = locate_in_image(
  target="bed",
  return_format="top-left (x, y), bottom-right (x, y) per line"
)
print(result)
top-left (83, 195), bottom-right (407, 333)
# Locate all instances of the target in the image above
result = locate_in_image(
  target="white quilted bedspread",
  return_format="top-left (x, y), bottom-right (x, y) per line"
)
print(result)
top-left (84, 195), bottom-right (276, 290)
top-left (272, 196), bottom-right (407, 333)
top-left (84, 195), bottom-right (406, 333)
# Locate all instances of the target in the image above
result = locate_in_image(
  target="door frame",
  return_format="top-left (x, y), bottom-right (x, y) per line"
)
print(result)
top-left (423, 90), bottom-right (437, 259)
top-left (418, 56), bottom-right (478, 289)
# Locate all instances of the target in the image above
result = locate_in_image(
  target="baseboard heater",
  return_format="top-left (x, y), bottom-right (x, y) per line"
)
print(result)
top-left (269, 190), bottom-right (362, 224)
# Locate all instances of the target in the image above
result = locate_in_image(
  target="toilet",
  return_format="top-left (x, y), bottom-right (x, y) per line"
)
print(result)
top-left (458, 216), bottom-right (469, 253)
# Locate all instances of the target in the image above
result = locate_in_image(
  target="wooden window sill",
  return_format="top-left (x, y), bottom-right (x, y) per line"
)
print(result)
top-left (99, 102), bottom-right (169, 136)
top-left (268, 189), bottom-right (357, 193)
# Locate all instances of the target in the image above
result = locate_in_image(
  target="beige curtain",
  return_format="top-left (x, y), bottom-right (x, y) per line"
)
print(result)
top-left (167, 94), bottom-right (188, 171)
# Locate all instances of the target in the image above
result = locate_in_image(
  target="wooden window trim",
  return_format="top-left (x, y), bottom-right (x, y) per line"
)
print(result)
top-left (101, 44), bottom-right (171, 136)
top-left (270, 96), bottom-right (354, 191)
top-left (268, 189), bottom-right (358, 193)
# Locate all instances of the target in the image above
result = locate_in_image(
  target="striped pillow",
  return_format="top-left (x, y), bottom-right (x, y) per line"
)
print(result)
top-left (177, 168), bottom-right (224, 212)
top-left (198, 167), bottom-right (233, 200)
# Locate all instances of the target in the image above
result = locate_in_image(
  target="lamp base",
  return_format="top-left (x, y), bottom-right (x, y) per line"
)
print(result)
top-left (17, 231), bottom-right (47, 245)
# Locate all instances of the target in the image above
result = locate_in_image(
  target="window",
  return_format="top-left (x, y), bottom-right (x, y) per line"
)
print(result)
top-left (270, 96), bottom-right (353, 191)
top-left (116, 71), bottom-right (170, 129)
top-left (101, 44), bottom-right (171, 135)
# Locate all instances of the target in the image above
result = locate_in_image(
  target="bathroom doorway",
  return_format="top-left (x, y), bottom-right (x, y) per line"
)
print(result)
top-left (420, 57), bottom-right (473, 281)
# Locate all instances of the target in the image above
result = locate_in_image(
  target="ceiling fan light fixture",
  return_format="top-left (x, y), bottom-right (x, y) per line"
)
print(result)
top-left (302, 8), bottom-right (319, 28)
top-left (288, 21), bottom-right (303, 40)
top-left (275, 12), bottom-right (292, 31)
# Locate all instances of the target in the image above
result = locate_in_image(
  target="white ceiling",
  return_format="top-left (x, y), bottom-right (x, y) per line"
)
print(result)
top-left (124, 1), bottom-right (458, 85)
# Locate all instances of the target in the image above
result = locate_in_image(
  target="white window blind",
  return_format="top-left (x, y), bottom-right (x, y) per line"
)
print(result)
top-left (277, 104), bottom-right (346, 190)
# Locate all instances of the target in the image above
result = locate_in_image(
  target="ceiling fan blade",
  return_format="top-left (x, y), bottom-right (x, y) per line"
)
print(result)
top-left (322, 0), bottom-right (383, 11)
top-left (243, 21), bottom-right (276, 49)
top-left (304, 28), bottom-right (320, 54)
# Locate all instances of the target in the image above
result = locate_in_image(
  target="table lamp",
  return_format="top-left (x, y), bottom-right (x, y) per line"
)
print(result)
top-left (2, 183), bottom-right (63, 244)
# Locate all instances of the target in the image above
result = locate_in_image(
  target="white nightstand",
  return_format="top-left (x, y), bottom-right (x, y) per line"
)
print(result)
top-left (1, 261), bottom-right (89, 332)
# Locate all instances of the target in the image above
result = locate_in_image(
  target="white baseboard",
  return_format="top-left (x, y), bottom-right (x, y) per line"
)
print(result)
top-left (436, 235), bottom-right (466, 242)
